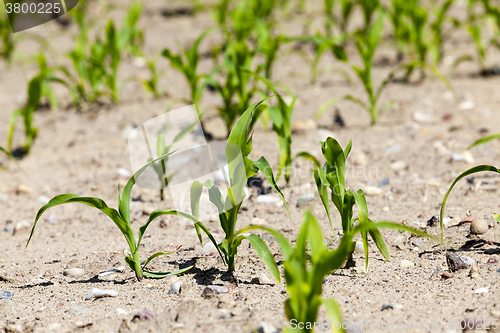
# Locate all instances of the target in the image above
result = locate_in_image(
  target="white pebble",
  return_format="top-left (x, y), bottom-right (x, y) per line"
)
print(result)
top-left (400, 260), bottom-right (414, 268)
top-left (63, 268), bottom-right (84, 278)
top-left (117, 168), bottom-right (131, 177)
top-left (85, 288), bottom-right (118, 300)
top-left (98, 266), bottom-right (126, 277)
top-left (202, 242), bottom-right (217, 254)
top-left (116, 308), bottom-right (129, 315)
top-left (474, 287), bottom-right (489, 294)
top-left (364, 186), bottom-right (382, 196)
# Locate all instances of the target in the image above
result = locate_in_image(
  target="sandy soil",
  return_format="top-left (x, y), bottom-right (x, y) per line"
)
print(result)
top-left (1, 1), bottom-right (500, 332)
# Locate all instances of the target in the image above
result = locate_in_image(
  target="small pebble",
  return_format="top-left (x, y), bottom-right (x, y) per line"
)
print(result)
top-left (354, 240), bottom-right (364, 254)
top-left (487, 258), bottom-right (498, 264)
top-left (250, 218), bottom-right (267, 226)
top-left (381, 304), bottom-right (393, 311)
top-left (364, 186), bottom-right (382, 196)
top-left (98, 266), bottom-right (126, 277)
top-left (116, 308), bottom-right (129, 315)
top-left (296, 193), bottom-right (315, 207)
top-left (37, 196), bottom-right (50, 204)
top-left (63, 268), bottom-right (85, 278)
top-left (470, 218), bottom-right (488, 235)
top-left (85, 288), bottom-right (118, 300)
top-left (14, 220), bottom-right (31, 232)
top-left (132, 310), bottom-right (155, 322)
top-left (201, 285), bottom-right (228, 299)
top-left (167, 281), bottom-right (183, 295)
top-left (0, 290), bottom-right (14, 299)
top-left (474, 287), bottom-right (489, 294)
top-left (427, 215), bottom-right (439, 227)
top-left (400, 260), bottom-right (414, 268)
top-left (202, 242), bottom-right (217, 254)
top-left (446, 253), bottom-right (470, 272)
top-left (469, 264), bottom-right (480, 279)
top-left (255, 322), bottom-right (279, 333)
top-left (390, 161), bottom-right (406, 171)
top-left (117, 168), bottom-right (131, 177)
top-left (441, 272), bottom-right (454, 279)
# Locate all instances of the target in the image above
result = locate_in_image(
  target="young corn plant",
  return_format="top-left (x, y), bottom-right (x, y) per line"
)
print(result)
top-left (250, 73), bottom-right (295, 184)
top-left (451, 0), bottom-right (500, 74)
top-left (324, 0), bottom-right (354, 36)
top-left (0, 7), bottom-right (14, 62)
top-left (142, 56), bottom-right (165, 99)
top-left (242, 211), bottom-right (434, 332)
top-left (317, 12), bottom-right (453, 124)
top-left (208, 40), bottom-right (257, 133)
top-left (161, 28), bottom-right (214, 106)
top-left (8, 54), bottom-right (69, 154)
top-left (255, 20), bottom-right (286, 79)
top-left (305, 137), bottom-right (392, 268)
top-left (28, 153), bottom-right (221, 281)
top-left (118, 1), bottom-right (144, 57)
top-left (429, 0), bottom-right (456, 65)
top-left (189, 99), bottom-right (289, 279)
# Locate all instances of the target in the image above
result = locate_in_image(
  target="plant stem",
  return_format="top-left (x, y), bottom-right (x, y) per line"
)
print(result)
top-left (132, 251), bottom-right (143, 281)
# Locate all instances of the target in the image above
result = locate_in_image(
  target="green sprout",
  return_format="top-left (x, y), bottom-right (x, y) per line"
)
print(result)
top-left (303, 137), bottom-right (393, 268)
top-left (8, 53), bottom-right (69, 154)
top-left (28, 153), bottom-right (221, 281)
top-left (317, 11), bottom-right (453, 124)
top-left (250, 73), bottom-right (295, 184)
top-left (118, 1), bottom-right (144, 57)
top-left (429, 0), bottom-right (456, 65)
top-left (468, 133), bottom-right (500, 149)
top-left (324, 0), bottom-right (354, 36)
top-left (142, 56), bottom-right (165, 99)
top-left (208, 40), bottom-right (257, 134)
top-left (255, 20), bottom-right (286, 79)
top-left (243, 211), bottom-right (435, 332)
top-left (451, 0), bottom-right (500, 74)
top-left (189, 98), bottom-right (290, 278)
top-left (161, 28), bottom-right (214, 106)
top-left (0, 7), bottom-right (15, 62)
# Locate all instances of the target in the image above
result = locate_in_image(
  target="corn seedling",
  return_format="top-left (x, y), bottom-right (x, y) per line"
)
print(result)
top-left (8, 54), bottom-right (70, 154)
top-left (429, 0), bottom-right (456, 64)
top-left (255, 20), bottom-right (286, 79)
top-left (208, 40), bottom-right (257, 133)
top-left (28, 153), bottom-right (221, 281)
top-left (0, 7), bottom-right (14, 62)
top-left (189, 98), bottom-right (289, 278)
top-left (161, 28), bottom-right (214, 106)
top-left (118, 1), bottom-right (144, 57)
top-left (317, 12), bottom-right (453, 124)
top-left (142, 56), bottom-right (165, 99)
top-left (359, 0), bottom-right (381, 34)
top-left (250, 73), bottom-right (295, 184)
top-left (440, 165), bottom-right (500, 242)
top-left (304, 137), bottom-right (393, 268)
top-left (451, 0), bottom-right (500, 74)
top-left (324, 0), bottom-right (354, 36)
top-left (241, 211), bottom-right (434, 332)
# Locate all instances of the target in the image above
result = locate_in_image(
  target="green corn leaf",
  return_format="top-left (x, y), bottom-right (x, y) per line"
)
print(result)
top-left (305, 211), bottom-right (326, 261)
top-left (142, 246), bottom-right (181, 270)
top-left (368, 227), bottom-right (391, 261)
top-left (119, 151), bottom-right (175, 225)
top-left (322, 298), bottom-right (345, 333)
top-left (294, 152), bottom-right (321, 168)
top-left (125, 254), bottom-right (136, 272)
top-left (246, 234), bottom-right (280, 283)
top-left (316, 96), bottom-right (343, 119)
top-left (313, 168), bottom-right (333, 231)
top-left (468, 133), bottom-right (500, 149)
top-left (494, 214), bottom-right (500, 222)
top-left (138, 209), bottom-right (223, 263)
top-left (252, 156), bottom-right (290, 219)
top-left (143, 265), bottom-right (193, 279)
top-left (28, 194), bottom-right (135, 254)
top-left (237, 225), bottom-right (293, 260)
top-left (440, 165), bottom-right (500, 243)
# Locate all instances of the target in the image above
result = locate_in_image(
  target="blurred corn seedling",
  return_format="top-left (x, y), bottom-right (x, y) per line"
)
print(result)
top-left (28, 153), bottom-right (221, 281)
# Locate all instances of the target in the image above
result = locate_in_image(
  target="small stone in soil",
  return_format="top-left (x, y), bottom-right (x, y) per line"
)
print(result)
top-left (381, 304), bottom-right (393, 311)
top-left (446, 253), bottom-right (469, 272)
top-left (98, 266), bottom-right (125, 277)
top-left (116, 308), bottom-right (129, 315)
top-left (400, 260), bottom-right (414, 268)
top-left (85, 288), bottom-right (118, 300)
top-left (256, 195), bottom-right (280, 203)
top-left (168, 281), bottom-right (183, 295)
top-left (0, 290), bottom-right (14, 299)
top-left (132, 310), bottom-right (155, 322)
top-left (487, 258), bottom-right (498, 264)
top-left (474, 287), bottom-right (489, 294)
top-left (470, 218), bottom-right (488, 235)
top-left (427, 215), bottom-right (439, 227)
top-left (255, 322), bottom-right (279, 333)
top-left (201, 285), bottom-right (228, 299)
top-left (297, 193), bottom-right (315, 207)
top-left (441, 272), bottom-right (454, 279)
top-left (63, 268), bottom-right (84, 278)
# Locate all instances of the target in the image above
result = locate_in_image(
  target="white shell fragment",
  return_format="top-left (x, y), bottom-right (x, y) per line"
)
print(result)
top-left (474, 287), bottom-right (489, 294)
top-left (85, 288), bottom-right (118, 300)
top-left (257, 195), bottom-right (280, 203)
top-left (98, 266), bottom-right (126, 277)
